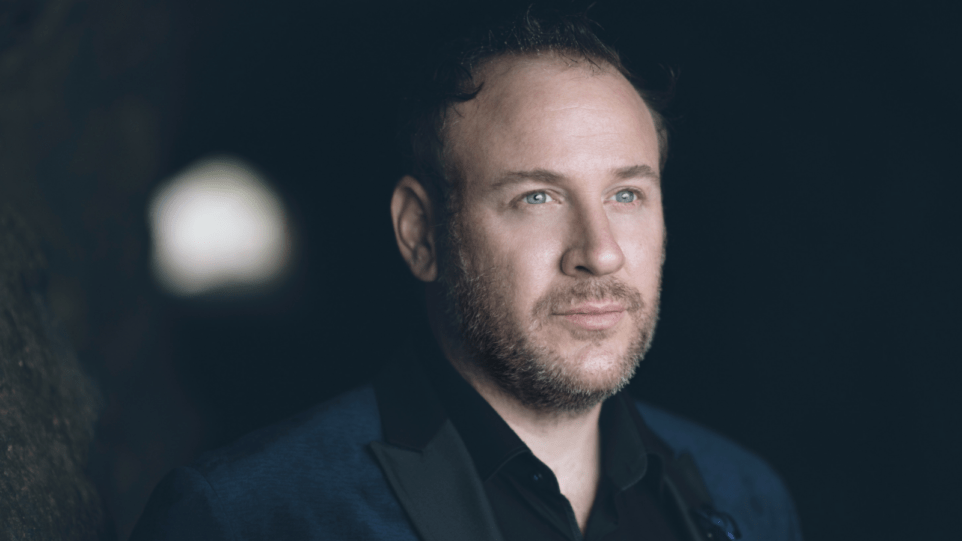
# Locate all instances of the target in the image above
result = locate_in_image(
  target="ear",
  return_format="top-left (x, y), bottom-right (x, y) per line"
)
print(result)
top-left (391, 175), bottom-right (438, 282)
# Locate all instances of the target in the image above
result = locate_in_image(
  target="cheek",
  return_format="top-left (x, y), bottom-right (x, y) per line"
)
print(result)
top-left (466, 216), bottom-right (564, 303)
top-left (613, 216), bottom-right (665, 283)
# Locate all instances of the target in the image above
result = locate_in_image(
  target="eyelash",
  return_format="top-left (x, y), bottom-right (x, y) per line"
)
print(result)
top-left (523, 191), bottom-right (554, 205)
top-left (609, 189), bottom-right (644, 204)
top-left (518, 188), bottom-right (645, 206)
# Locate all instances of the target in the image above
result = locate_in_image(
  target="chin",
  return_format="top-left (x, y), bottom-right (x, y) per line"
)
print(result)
top-left (480, 339), bottom-right (641, 415)
top-left (554, 343), bottom-right (640, 392)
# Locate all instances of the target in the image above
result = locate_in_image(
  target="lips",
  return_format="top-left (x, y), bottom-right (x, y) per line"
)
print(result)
top-left (555, 303), bottom-right (626, 331)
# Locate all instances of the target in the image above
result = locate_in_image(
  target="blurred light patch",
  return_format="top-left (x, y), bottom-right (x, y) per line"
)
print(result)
top-left (148, 156), bottom-right (291, 296)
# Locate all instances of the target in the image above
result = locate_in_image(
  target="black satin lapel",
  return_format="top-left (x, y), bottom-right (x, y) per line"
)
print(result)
top-left (662, 474), bottom-right (708, 541)
top-left (373, 347), bottom-right (447, 450)
top-left (626, 401), bottom-right (710, 541)
top-left (369, 420), bottom-right (505, 541)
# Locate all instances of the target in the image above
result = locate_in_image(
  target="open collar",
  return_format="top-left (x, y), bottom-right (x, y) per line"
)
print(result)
top-left (371, 334), bottom-right (711, 541)
top-left (376, 334), bottom-right (663, 495)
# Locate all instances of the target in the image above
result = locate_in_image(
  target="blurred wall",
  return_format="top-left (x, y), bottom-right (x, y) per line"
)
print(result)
top-left (0, 0), bottom-right (206, 536)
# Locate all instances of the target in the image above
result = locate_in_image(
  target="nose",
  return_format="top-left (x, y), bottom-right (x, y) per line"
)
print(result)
top-left (560, 203), bottom-right (625, 277)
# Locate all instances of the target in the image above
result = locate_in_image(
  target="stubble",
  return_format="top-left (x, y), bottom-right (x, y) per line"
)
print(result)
top-left (437, 211), bottom-right (661, 414)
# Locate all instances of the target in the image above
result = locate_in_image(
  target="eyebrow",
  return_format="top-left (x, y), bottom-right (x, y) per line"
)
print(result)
top-left (613, 164), bottom-right (660, 183)
top-left (491, 164), bottom-right (660, 189)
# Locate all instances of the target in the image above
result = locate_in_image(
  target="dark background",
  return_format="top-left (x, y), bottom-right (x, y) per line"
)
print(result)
top-left (1, 0), bottom-right (959, 539)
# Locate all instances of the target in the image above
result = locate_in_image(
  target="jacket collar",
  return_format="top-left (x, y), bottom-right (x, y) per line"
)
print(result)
top-left (373, 339), bottom-right (447, 451)
top-left (377, 334), bottom-right (657, 487)
top-left (369, 340), bottom-right (507, 541)
top-left (371, 335), bottom-right (715, 541)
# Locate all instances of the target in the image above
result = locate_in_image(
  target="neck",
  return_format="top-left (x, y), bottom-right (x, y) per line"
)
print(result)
top-left (425, 286), bottom-right (602, 532)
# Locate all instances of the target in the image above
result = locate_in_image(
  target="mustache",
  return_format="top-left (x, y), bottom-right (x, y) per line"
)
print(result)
top-left (532, 277), bottom-right (644, 317)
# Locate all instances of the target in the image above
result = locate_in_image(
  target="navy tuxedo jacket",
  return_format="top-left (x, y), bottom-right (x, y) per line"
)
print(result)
top-left (130, 351), bottom-right (802, 541)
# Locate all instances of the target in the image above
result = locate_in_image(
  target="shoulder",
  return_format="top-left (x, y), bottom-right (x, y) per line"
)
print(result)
top-left (634, 401), bottom-right (804, 541)
top-left (193, 384), bottom-right (382, 479)
top-left (634, 401), bottom-right (783, 493)
top-left (131, 385), bottom-right (418, 541)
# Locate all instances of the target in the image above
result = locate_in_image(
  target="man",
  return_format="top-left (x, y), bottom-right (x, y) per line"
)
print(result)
top-left (131, 9), bottom-right (802, 541)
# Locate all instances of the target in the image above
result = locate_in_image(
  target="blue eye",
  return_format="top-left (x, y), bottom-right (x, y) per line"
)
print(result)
top-left (525, 192), bottom-right (550, 204)
top-left (614, 190), bottom-right (636, 203)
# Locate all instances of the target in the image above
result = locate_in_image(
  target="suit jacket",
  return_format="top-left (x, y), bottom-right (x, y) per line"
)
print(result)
top-left (129, 348), bottom-right (802, 541)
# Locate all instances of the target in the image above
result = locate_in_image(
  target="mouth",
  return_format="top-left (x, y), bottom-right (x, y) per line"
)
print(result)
top-left (554, 302), bottom-right (626, 331)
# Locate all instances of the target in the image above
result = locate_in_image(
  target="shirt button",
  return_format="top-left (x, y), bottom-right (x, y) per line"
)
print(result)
top-left (532, 472), bottom-right (542, 482)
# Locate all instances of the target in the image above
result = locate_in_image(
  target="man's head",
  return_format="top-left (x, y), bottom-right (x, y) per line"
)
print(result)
top-left (392, 9), bottom-right (666, 414)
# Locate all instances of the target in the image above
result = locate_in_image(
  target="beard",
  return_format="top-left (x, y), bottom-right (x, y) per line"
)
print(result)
top-left (437, 210), bottom-right (662, 414)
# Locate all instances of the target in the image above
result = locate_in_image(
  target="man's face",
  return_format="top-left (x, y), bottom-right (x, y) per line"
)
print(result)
top-left (440, 56), bottom-right (665, 413)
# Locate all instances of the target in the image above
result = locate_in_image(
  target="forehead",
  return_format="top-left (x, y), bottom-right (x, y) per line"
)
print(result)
top-left (445, 55), bottom-right (660, 182)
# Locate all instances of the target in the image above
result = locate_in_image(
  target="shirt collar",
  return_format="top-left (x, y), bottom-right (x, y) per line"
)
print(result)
top-left (420, 336), bottom-right (528, 480)
top-left (416, 333), bottom-right (661, 492)
top-left (600, 393), bottom-right (652, 491)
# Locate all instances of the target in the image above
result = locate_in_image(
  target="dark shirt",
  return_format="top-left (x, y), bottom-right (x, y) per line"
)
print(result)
top-left (421, 342), bottom-right (682, 541)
